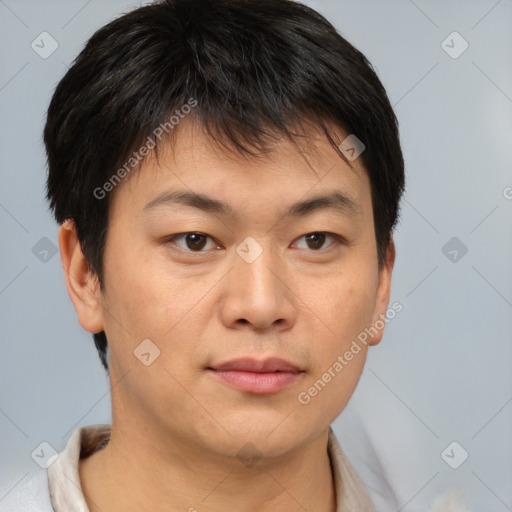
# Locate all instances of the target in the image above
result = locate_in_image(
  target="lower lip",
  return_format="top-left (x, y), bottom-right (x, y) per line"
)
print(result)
top-left (208, 369), bottom-right (304, 394)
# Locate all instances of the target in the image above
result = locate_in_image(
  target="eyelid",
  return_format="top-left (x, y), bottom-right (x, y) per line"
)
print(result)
top-left (292, 232), bottom-right (346, 251)
top-left (166, 232), bottom-right (222, 252)
top-left (164, 231), bottom-right (348, 253)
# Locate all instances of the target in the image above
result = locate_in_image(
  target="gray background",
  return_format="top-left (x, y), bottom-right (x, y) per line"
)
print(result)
top-left (1, 1), bottom-right (511, 511)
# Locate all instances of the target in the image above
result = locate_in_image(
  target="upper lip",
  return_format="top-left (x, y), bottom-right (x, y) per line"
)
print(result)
top-left (209, 357), bottom-right (302, 373)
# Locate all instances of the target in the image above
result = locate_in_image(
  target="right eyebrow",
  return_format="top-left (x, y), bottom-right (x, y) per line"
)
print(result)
top-left (143, 189), bottom-right (234, 216)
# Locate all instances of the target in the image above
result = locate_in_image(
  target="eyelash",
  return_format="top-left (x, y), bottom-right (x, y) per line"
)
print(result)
top-left (165, 231), bottom-right (346, 253)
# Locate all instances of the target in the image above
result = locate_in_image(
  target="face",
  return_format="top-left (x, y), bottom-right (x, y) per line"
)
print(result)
top-left (68, 119), bottom-right (394, 460)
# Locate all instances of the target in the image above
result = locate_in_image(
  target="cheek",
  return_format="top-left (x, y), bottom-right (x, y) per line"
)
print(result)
top-left (299, 266), bottom-right (378, 348)
top-left (295, 265), bottom-right (377, 411)
top-left (100, 238), bottom-right (215, 380)
top-left (332, 283), bottom-right (376, 342)
top-left (101, 233), bottom-right (175, 335)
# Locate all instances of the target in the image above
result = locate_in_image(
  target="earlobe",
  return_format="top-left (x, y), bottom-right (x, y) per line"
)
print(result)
top-left (367, 238), bottom-right (396, 346)
top-left (58, 220), bottom-right (105, 333)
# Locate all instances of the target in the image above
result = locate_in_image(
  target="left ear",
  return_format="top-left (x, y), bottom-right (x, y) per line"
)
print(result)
top-left (367, 237), bottom-right (396, 346)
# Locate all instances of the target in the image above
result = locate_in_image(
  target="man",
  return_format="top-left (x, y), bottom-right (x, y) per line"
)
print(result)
top-left (4, 0), bottom-right (405, 510)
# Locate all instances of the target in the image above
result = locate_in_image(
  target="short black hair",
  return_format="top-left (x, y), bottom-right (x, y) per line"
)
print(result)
top-left (44, 0), bottom-right (405, 372)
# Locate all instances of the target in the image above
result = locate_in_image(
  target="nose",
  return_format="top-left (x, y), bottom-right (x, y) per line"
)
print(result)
top-left (219, 242), bottom-right (297, 332)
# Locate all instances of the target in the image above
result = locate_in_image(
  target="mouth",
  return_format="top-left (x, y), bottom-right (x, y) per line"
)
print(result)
top-left (206, 357), bottom-right (305, 394)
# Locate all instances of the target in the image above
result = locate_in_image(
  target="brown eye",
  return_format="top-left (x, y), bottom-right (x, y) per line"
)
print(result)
top-left (169, 232), bottom-right (219, 251)
top-left (184, 233), bottom-right (207, 250)
top-left (305, 233), bottom-right (327, 249)
top-left (294, 232), bottom-right (335, 250)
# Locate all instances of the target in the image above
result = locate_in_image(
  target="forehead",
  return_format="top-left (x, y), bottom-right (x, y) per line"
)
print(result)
top-left (109, 118), bottom-right (370, 219)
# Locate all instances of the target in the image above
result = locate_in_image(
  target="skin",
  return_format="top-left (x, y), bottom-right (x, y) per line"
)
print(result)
top-left (59, 118), bottom-right (395, 512)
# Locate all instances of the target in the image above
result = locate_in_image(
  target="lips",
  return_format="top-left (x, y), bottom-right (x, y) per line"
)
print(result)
top-left (209, 357), bottom-right (302, 373)
top-left (207, 357), bottom-right (304, 394)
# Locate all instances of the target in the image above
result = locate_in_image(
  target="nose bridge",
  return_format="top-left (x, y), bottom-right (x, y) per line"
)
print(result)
top-left (221, 235), bottom-right (295, 329)
top-left (235, 236), bottom-right (282, 302)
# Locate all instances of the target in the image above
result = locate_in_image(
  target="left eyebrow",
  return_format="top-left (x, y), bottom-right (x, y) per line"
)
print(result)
top-left (143, 188), bottom-right (362, 219)
top-left (284, 191), bottom-right (362, 219)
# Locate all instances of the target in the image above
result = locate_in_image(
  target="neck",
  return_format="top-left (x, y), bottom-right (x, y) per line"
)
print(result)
top-left (79, 421), bottom-right (337, 512)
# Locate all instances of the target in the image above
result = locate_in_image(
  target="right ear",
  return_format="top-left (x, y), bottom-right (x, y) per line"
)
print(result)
top-left (58, 220), bottom-right (105, 333)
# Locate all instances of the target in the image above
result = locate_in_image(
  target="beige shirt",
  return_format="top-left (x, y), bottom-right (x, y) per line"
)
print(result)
top-left (46, 424), bottom-right (375, 512)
